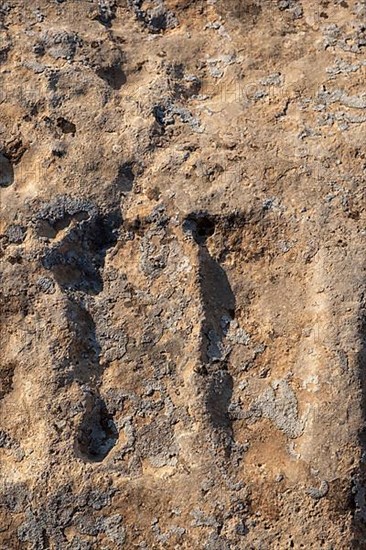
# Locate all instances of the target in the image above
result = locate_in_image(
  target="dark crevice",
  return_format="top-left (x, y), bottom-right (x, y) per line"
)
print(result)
top-left (63, 298), bottom-right (101, 385)
top-left (199, 246), bottom-right (235, 364)
top-left (0, 362), bottom-right (15, 399)
top-left (183, 212), bottom-right (236, 458)
top-left (41, 528), bottom-right (50, 549)
top-left (61, 298), bottom-right (118, 462)
top-left (76, 393), bottom-right (118, 462)
top-left (56, 117), bottom-right (76, 135)
top-left (96, 64), bottom-right (126, 90)
top-left (183, 212), bottom-right (235, 364)
top-left (352, 300), bottom-right (366, 542)
top-left (183, 212), bottom-right (216, 244)
top-left (198, 243), bottom-right (235, 458)
top-left (0, 152), bottom-right (14, 188)
top-left (115, 162), bottom-right (135, 192)
top-left (41, 207), bottom-right (122, 294)
top-left (205, 370), bottom-right (234, 458)
top-left (37, 196), bottom-right (126, 462)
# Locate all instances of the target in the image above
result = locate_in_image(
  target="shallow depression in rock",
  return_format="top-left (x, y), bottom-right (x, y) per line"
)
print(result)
top-left (0, 153), bottom-right (14, 188)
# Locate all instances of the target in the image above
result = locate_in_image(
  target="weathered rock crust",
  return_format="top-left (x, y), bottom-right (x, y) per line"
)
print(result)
top-left (0, 0), bottom-right (365, 548)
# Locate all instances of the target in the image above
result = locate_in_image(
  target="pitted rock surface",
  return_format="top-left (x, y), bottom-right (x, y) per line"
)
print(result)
top-left (0, 1), bottom-right (366, 548)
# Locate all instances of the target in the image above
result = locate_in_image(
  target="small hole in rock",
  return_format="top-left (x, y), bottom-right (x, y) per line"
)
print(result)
top-left (96, 64), bottom-right (126, 90)
top-left (57, 117), bottom-right (76, 135)
top-left (76, 398), bottom-right (118, 462)
top-left (183, 213), bottom-right (216, 244)
top-left (196, 216), bottom-right (215, 239)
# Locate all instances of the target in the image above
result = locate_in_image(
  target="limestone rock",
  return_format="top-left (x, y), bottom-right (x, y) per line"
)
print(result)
top-left (0, 1), bottom-right (365, 548)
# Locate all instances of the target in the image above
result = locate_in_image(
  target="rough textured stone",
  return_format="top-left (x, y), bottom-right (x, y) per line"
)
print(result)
top-left (0, 1), bottom-right (365, 548)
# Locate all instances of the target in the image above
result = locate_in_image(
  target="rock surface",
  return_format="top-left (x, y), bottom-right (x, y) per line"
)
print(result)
top-left (0, 0), bottom-right (365, 548)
